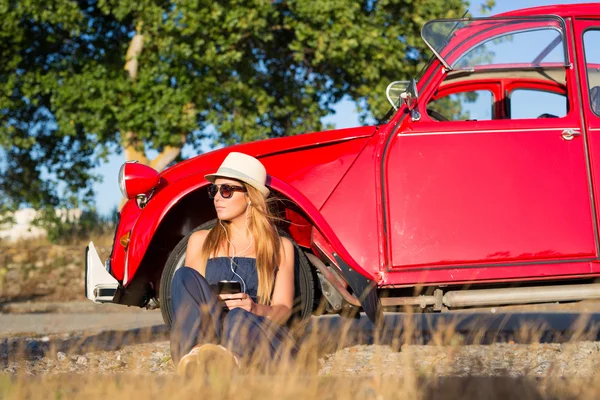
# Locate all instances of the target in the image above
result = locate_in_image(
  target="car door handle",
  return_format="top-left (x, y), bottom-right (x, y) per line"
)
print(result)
top-left (561, 128), bottom-right (581, 141)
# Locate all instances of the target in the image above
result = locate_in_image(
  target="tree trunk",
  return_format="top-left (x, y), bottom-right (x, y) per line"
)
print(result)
top-left (123, 21), bottom-right (149, 166)
top-left (120, 21), bottom-right (192, 208)
top-left (122, 21), bottom-right (190, 172)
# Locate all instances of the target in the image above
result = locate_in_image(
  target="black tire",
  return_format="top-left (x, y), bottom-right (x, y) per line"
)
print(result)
top-left (159, 219), bottom-right (316, 328)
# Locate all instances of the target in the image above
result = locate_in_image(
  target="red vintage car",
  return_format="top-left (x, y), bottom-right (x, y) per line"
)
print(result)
top-left (86, 3), bottom-right (600, 325)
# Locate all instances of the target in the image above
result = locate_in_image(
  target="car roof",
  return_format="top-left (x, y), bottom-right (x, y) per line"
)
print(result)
top-left (497, 3), bottom-right (600, 19)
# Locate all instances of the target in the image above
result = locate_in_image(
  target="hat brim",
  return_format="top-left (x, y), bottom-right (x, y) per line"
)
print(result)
top-left (205, 172), bottom-right (270, 198)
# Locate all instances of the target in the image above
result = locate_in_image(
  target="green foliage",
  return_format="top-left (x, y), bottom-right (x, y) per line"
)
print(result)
top-left (0, 203), bottom-right (15, 230)
top-left (0, 0), bottom-right (492, 211)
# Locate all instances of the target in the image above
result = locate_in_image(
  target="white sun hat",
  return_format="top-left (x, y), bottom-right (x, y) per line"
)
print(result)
top-left (205, 152), bottom-right (270, 198)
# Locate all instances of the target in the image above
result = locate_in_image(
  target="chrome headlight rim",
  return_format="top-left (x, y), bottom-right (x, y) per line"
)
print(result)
top-left (118, 160), bottom-right (140, 199)
top-left (118, 163), bottom-right (127, 199)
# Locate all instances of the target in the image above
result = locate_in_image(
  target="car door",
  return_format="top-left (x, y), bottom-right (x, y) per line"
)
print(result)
top-left (574, 19), bottom-right (600, 240)
top-left (383, 17), bottom-right (598, 274)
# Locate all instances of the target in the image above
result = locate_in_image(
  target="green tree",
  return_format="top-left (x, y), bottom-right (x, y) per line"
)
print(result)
top-left (0, 0), bottom-right (493, 212)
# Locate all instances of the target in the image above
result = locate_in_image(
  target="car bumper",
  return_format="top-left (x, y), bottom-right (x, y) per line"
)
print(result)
top-left (85, 241), bottom-right (119, 303)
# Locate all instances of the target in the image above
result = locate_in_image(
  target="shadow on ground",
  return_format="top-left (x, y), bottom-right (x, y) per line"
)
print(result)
top-left (2, 312), bottom-right (599, 362)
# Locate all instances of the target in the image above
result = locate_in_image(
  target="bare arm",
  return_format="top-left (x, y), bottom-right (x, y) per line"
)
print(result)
top-left (252, 237), bottom-right (295, 324)
top-left (185, 230), bottom-right (210, 275)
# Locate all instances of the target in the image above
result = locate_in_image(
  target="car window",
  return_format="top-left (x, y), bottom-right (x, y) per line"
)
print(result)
top-left (427, 90), bottom-right (493, 121)
top-left (422, 17), bottom-right (568, 71)
top-left (583, 30), bottom-right (600, 116)
top-left (510, 89), bottom-right (567, 119)
top-left (454, 28), bottom-right (565, 70)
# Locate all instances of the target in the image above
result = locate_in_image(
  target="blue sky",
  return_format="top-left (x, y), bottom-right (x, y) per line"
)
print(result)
top-left (92, 0), bottom-right (600, 215)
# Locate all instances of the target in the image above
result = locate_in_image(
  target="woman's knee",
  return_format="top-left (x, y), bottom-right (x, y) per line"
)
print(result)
top-left (224, 307), bottom-right (250, 322)
top-left (223, 308), bottom-right (256, 335)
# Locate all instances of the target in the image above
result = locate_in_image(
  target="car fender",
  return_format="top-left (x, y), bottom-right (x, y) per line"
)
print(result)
top-left (267, 176), bottom-right (375, 281)
top-left (123, 173), bottom-right (374, 286)
top-left (123, 172), bottom-right (212, 285)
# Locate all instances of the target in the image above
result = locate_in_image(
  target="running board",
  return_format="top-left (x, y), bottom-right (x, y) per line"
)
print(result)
top-left (380, 282), bottom-right (600, 309)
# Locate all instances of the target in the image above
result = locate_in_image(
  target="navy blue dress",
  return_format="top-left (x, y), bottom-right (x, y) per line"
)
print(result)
top-left (204, 257), bottom-right (259, 302)
top-left (169, 258), bottom-right (296, 366)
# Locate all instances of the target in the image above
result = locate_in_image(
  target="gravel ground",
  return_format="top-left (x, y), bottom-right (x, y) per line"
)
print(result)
top-left (319, 341), bottom-right (600, 377)
top-left (2, 338), bottom-right (599, 379)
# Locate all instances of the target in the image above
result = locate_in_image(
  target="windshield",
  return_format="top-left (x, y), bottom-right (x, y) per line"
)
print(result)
top-left (421, 16), bottom-right (568, 71)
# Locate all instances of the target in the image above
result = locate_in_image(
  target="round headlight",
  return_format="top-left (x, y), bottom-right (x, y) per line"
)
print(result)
top-left (118, 161), bottom-right (160, 200)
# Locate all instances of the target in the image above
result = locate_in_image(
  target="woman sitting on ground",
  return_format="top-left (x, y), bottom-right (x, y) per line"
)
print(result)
top-left (169, 151), bottom-right (297, 375)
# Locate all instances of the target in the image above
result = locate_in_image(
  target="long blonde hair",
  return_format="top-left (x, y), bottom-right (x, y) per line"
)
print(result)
top-left (198, 183), bottom-right (281, 305)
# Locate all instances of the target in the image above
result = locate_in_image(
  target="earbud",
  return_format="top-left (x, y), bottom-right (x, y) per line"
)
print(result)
top-left (248, 200), bottom-right (252, 206)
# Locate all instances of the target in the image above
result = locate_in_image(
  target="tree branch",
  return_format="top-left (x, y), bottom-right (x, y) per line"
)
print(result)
top-left (149, 133), bottom-right (187, 172)
top-left (124, 21), bottom-right (144, 81)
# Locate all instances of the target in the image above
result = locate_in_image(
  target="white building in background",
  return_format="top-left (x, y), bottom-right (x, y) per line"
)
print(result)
top-left (0, 208), bottom-right (82, 241)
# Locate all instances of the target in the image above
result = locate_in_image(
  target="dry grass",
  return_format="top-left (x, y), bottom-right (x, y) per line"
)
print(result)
top-left (3, 374), bottom-right (596, 400)
top-left (0, 233), bottom-right (114, 303)
top-left (1, 310), bottom-right (599, 399)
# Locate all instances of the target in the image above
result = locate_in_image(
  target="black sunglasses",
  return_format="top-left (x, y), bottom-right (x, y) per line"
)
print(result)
top-left (208, 183), bottom-right (247, 199)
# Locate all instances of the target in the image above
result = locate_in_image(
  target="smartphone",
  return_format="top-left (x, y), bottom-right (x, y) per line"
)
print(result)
top-left (218, 280), bottom-right (242, 295)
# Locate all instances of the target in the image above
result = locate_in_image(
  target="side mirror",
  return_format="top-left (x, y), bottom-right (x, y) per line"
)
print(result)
top-left (385, 79), bottom-right (420, 121)
top-left (385, 81), bottom-right (410, 111)
top-left (401, 79), bottom-right (419, 109)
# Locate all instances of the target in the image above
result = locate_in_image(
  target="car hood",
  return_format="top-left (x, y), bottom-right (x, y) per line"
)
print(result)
top-left (160, 125), bottom-right (378, 183)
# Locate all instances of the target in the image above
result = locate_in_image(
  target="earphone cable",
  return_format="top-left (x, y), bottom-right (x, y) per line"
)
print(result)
top-left (220, 203), bottom-right (253, 294)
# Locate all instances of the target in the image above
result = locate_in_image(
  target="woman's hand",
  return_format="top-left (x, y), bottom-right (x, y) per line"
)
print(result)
top-left (220, 293), bottom-right (255, 313)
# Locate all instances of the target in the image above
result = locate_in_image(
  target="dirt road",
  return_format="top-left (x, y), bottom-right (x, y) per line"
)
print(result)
top-left (0, 302), bottom-right (163, 337)
top-left (0, 312), bottom-right (163, 336)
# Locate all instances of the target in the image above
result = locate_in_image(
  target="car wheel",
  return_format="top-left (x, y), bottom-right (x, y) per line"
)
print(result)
top-left (159, 219), bottom-right (316, 328)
